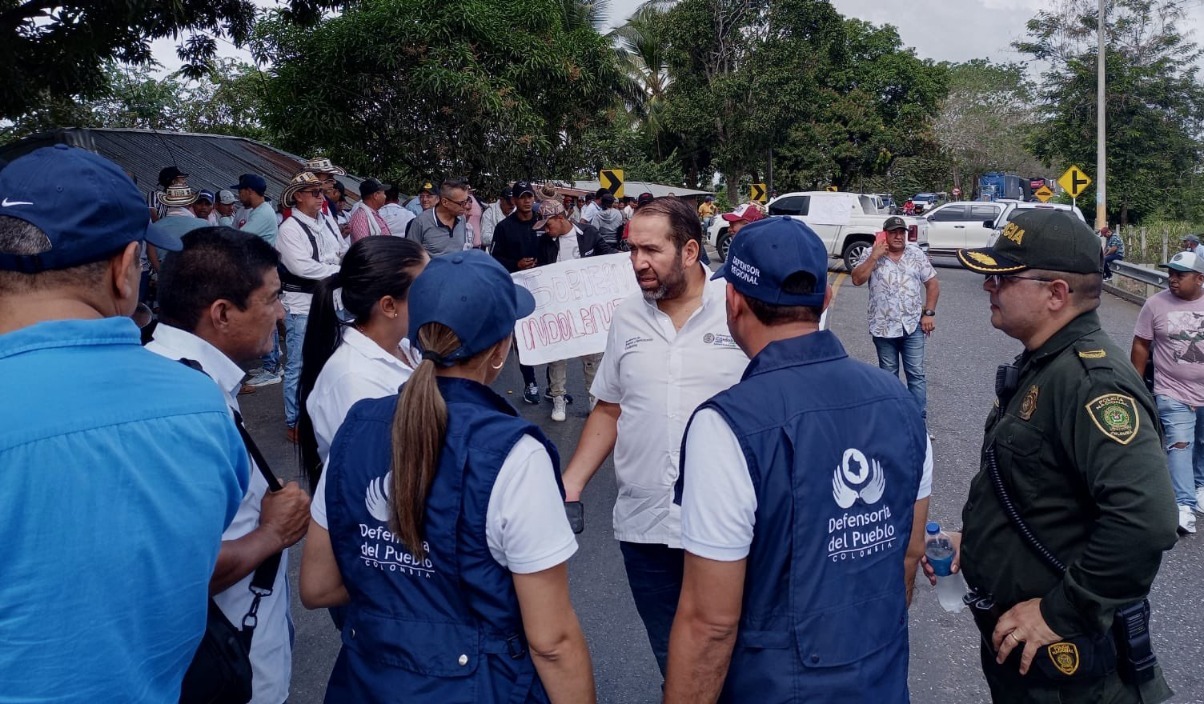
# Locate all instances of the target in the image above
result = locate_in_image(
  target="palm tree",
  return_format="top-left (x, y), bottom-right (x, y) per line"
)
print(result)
top-left (608, 0), bottom-right (675, 158)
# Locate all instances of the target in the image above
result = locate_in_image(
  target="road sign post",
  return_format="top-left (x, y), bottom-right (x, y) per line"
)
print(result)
top-left (750, 183), bottom-right (767, 203)
top-left (599, 169), bottom-right (624, 198)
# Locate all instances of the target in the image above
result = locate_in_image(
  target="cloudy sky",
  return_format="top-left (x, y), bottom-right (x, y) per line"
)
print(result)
top-left (151, 0), bottom-right (1204, 73)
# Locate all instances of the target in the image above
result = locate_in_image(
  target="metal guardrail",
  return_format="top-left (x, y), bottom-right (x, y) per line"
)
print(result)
top-left (1111, 261), bottom-right (1167, 289)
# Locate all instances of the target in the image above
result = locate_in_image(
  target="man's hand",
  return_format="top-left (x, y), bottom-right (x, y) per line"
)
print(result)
top-left (920, 530), bottom-right (960, 585)
top-left (870, 238), bottom-right (888, 260)
top-left (518, 257), bottom-right (537, 270)
top-left (992, 598), bottom-right (1062, 674)
top-left (563, 478), bottom-right (583, 503)
top-left (920, 315), bottom-right (936, 335)
top-left (260, 481), bottom-right (311, 551)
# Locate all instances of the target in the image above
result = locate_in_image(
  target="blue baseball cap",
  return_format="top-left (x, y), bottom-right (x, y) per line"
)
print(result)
top-left (711, 216), bottom-right (827, 307)
top-left (231, 173), bottom-right (267, 196)
top-left (407, 250), bottom-right (536, 365)
top-left (0, 145), bottom-right (180, 273)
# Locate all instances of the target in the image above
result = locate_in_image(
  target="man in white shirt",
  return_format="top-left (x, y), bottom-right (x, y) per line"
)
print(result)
top-left (214, 190), bottom-right (239, 227)
top-left (480, 185), bottom-right (514, 251)
top-left (149, 227), bottom-right (311, 704)
top-left (561, 196), bottom-right (748, 678)
top-left (277, 172), bottom-right (346, 442)
top-left (378, 185), bottom-right (415, 237)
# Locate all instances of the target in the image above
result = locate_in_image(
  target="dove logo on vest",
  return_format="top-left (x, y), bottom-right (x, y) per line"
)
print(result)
top-left (357, 471), bottom-right (436, 577)
top-left (827, 448), bottom-right (897, 562)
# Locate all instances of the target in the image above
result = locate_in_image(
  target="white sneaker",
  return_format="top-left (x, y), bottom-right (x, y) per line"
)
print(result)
top-left (551, 396), bottom-right (567, 422)
top-left (1195, 487), bottom-right (1204, 515)
top-left (1178, 505), bottom-right (1196, 535)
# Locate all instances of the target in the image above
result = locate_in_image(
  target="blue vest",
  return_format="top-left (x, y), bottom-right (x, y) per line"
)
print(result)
top-left (685, 331), bottom-right (925, 703)
top-left (324, 377), bottom-right (562, 704)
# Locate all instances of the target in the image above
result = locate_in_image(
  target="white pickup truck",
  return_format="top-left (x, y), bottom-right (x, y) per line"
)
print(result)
top-left (708, 191), bottom-right (929, 270)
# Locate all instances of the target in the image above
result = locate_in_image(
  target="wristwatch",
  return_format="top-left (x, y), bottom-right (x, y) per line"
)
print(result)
top-left (922, 309), bottom-right (936, 317)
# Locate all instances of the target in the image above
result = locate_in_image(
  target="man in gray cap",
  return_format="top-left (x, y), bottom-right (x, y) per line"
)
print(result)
top-left (0, 145), bottom-right (248, 699)
top-left (214, 189), bottom-right (239, 227)
top-left (1179, 233), bottom-right (1202, 256)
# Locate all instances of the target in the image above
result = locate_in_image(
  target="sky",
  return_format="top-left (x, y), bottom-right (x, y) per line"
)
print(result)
top-left (150, 0), bottom-right (1204, 74)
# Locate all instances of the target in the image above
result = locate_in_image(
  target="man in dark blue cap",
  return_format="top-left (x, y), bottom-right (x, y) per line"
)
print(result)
top-left (0, 145), bottom-right (249, 700)
top-left (665, 216), bottom-right (932, 703)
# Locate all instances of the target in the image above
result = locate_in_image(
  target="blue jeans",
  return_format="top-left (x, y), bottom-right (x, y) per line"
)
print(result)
top-left (618, 542), bottom-right (684, 679)
top-left (284, 313), bottom-right (308, 428)
top-left (1155, 394), bottom-right (1204, 508)
top-left (872, 327), bottom-right (927, 419)
top-left (261, 328), bottom-right (280, 375)
top-left (1104, 253), bottom-right (1123, 277)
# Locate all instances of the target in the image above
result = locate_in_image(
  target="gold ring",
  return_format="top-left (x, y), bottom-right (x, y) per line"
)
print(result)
top-left (1008, 632), bottom-right (1019, 642)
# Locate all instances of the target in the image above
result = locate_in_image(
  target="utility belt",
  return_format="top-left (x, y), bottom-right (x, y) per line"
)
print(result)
top-left (973, 363), bottom-right (1160, 687)
top-left (278, 265), bottom-right (318, 294)
top-left (964, 588), bottom-right (1155, 685)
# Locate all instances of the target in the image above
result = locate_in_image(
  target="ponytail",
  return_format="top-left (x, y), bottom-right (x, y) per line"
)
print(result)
top-left (298, 270), bottom-right (343, 487)
top-left (389, 322), bottom-right (461, 561)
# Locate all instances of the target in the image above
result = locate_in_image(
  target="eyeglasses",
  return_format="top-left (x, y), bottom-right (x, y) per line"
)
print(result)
top-left (442, 196), bottom-right (472, 208)
top-left (985, 274), bottom-right (1073, 293)
top-left (300, 189), bottom-right (324, 198)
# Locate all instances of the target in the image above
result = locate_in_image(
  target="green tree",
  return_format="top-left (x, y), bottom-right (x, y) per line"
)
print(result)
top-left (1015, 0), bottom-right (1204, 224)
top-left (0, 0), bottom-right (340, 120)
top-left (253, 0), bottom-right (624, 191)
top-left (609, 0), bottom-right (675, 158)
top-left (932, 59), bottom-right (1048, 194)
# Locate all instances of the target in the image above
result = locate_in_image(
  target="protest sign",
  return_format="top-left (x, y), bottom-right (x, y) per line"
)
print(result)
top-left (512, 253), bottom-right (638, 366)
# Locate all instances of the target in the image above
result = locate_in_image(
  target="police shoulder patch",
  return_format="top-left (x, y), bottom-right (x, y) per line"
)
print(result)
top-left (1086, 393), bottom-right (1140, 445)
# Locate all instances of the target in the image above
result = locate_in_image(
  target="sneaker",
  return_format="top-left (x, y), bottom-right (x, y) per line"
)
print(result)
top-left (1196, 488), bottom-right (1204, 515)
top-left (551, 396), bottom-right (567, 422)
top-left (543, 388), bottom-right (573, 404)
top-left (246, 369), bottom-right (282, 387)
top-left (522, 383), bottom-right (540, 405)
top-left (238, 383), bottom-right (256, 396)
top-left (1178, 505), bottom-right (1196, 535)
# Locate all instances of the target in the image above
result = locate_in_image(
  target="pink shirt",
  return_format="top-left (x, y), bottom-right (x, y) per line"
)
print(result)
top-left (348, 205), bottom-right (391, 243)
top-left (1135, 289), bottom-right (1204, 406)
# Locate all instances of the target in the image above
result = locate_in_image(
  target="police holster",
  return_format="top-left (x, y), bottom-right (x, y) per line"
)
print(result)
top-left (969, 365), bottom-right (1160, 686)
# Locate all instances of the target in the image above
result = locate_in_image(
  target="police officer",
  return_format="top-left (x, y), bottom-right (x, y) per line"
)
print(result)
top-left (665, 217), bottom-right (933, 702)
top-left (940, 209), bottom-right (1178, 703)
top-left (298, 250), bottom-right (596, 703)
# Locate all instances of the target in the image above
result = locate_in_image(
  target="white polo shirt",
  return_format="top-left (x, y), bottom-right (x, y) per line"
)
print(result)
top-left (307, 328), bottom-right (420, 462)
top-left (146, 324), bottom-right (292, 704)
top-left (590, 269), bottom-right (749, 547)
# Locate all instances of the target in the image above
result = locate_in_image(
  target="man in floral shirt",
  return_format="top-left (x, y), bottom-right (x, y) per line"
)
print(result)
top-left (850, 216), bottom-right (941, 427)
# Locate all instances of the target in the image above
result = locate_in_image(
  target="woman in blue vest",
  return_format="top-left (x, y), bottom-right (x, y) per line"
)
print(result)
top-left (299, 249), bottom-right (595, 703)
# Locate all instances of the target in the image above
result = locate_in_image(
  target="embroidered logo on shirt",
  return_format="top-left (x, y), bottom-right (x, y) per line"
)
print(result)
top-left (624, 336), bottom-right (653, 350)
top-left (1047, 642), bottom-right (1080, 676)
top-left (1086, 393), bottom-right (1140, 445)
top-left (828, 448), bottom-right (895, 562)
top-left (359, 471), bottom-right (436, 577)
top-left (702, 332), bottom-right (738, 348)
top-left (831, 448), bottom-right (885, 508)
top-left (1019, 385), bottom-right (1039, 421)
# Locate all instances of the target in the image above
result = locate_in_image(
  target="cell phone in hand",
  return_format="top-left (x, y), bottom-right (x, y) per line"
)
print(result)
top-left (565, 501), bottom-right (584, 534)
top-left (875, 231), bottom-right (887, 245)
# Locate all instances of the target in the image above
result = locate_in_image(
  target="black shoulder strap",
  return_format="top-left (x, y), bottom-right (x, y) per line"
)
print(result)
top-left (177, 358), bottom-right (284, 635)
top-left (985, 444), bottom-right (1066, 575)
top-left (290, 217), bottom-right (320, 261)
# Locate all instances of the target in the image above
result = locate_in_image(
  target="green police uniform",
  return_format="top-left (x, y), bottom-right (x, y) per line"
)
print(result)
top-left (956, 211), bottom-right (1179, 704)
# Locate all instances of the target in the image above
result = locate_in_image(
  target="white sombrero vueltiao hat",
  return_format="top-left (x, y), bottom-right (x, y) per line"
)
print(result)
top-left (304, 157), bottom-right (346, 176)
top-left (282, 172), bottom-right (325, 207)
top-left (159, 184), bottom-right (199, 207)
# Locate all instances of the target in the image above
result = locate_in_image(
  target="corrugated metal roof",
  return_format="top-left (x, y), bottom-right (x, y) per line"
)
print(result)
top-left (574, 180), bottom-right (712, 198)
top-left (0, 128), bottom-right (366, 203)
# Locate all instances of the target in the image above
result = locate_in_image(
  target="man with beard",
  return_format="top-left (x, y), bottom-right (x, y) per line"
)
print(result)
top-left (561, 196), bottom-right (748, 679)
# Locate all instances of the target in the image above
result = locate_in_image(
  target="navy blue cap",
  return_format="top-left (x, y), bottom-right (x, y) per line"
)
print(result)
top-left (711, 216), bottom-right (827, 307)
top-left (231, 173), bottom-right (267, 196)
top-left (407, 249), bottom-right (536, 365)
top-left (0, 145), bottom-right (180, 273)
top-left (196, 190), bottom-right (215, 203)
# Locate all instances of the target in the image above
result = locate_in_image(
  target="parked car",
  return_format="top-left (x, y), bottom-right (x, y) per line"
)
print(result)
top-left (984, 201), bottom-right (1087, 247)
top-left (708, 191), bottom-right (929, 269)
top-left (922, 201), bottom-right (1006, 256)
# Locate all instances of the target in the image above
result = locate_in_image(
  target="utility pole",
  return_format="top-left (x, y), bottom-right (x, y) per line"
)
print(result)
top-left (1096, 0), bottom-right (1107, 230)
top-left (767, 148), bottom-right (774, 197)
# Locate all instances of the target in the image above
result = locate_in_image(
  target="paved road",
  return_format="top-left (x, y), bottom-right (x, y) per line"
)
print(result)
top-left (237, 255), bottom-right (1204, 703)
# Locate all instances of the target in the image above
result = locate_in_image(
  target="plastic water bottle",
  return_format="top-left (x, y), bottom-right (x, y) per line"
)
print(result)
top-left (925, 522), bottom-right (966, 613)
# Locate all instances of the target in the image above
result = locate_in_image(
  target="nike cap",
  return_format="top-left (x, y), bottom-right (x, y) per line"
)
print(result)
top-left (0, 145), bottom-right (180, 273)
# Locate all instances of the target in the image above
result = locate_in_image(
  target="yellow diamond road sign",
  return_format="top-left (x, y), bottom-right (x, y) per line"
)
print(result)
top-left (599, 169), bottom-right (624, 198)
top-left (1034, 185), bottom-right (1054, 203)
top-left (750, 183), bottom-right (767, 203)
top-left (1058, 166), bottom-right (1092, 198)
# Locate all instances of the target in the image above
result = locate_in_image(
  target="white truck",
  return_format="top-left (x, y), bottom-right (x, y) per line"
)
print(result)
top-left (708, 191), bottom-right (929, 270)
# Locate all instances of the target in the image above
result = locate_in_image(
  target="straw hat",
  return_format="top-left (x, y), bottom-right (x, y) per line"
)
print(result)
top-left (159, 184), bottom-right (198, 207)
top-left (282, 172), bottom-right (325, 207)
top-left (304, 157), bottom-right (345, 176)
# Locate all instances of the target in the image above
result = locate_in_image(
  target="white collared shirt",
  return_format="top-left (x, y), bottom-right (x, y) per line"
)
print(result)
top-left (145, 324), bottom-right (292, 704)
top-left (590, 269), bottom-right (749, 546)
top-left (277, 209), bottom-right (344, 316)
top-left (307, 328), bottom-right (420, 462)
